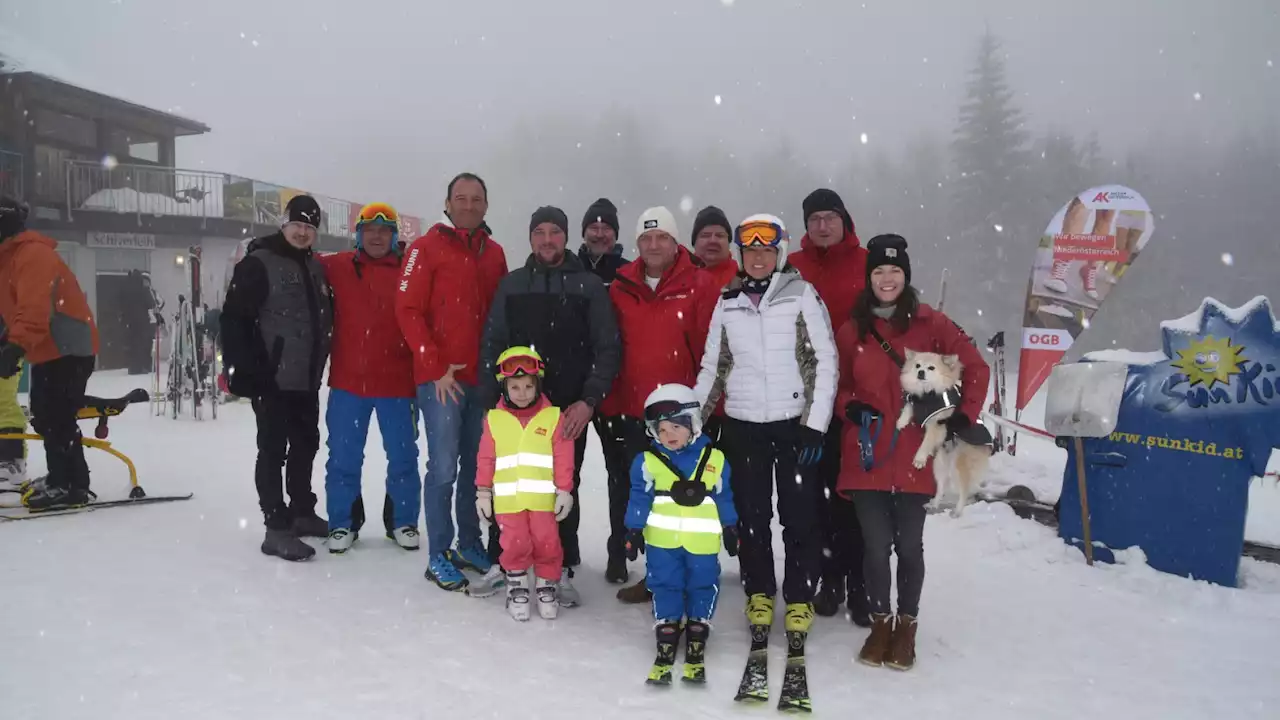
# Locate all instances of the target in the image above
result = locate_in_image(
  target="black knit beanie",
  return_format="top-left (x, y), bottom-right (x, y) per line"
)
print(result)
top-left (802, 188), bottom-right (854, 234)
top-left (581, 197), bottom-right (620, 237)
top-left (691, 205), bottom-right (732, 244)
top-left (0, 195), bottom-right (28, 240)
top-left (865, 234), bottom-right (911, 285)
top-left (530, 205), bottom-right (569, 236)
top-left (284, 194), bottom-right (323, 228)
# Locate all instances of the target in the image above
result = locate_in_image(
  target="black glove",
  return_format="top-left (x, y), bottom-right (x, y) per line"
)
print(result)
top-left (844, 400), bottom-right (881, 426)
top-left (796, 425), bottom-right (825, 467)
top-left (226, 366), bottom-right (276, 399)
top-left (722, 525), bottom-right (739, 557)
top-left (625, 528), bottom-right (646, 561)
top-left (945, 411), bottom-right (972, 434)
top-left (0, 343), bottom-right (24, 379)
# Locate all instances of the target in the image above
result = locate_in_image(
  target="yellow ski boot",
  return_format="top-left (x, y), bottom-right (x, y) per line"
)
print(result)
top-left (784, 602), bottom-right (814, 634)
top-left (745, 593), bottom-right (774, 627)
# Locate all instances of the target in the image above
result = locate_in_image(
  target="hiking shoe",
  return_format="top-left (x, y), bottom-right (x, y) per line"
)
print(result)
top-left (425, 552), bottom-right (469, 591)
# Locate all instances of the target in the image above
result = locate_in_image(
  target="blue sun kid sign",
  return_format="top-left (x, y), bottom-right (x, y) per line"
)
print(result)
top-left (1059, 296), bottom-right (1280, 586)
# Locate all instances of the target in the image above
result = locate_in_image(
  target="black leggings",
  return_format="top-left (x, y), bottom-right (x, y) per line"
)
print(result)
top-left (852, 490), bottom-right (928, 617)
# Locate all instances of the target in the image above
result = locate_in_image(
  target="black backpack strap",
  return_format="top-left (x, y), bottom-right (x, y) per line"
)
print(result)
top-left (646, 445), bottom-right (715, 489)
top-left (867, 325), bottom-right (906, 368)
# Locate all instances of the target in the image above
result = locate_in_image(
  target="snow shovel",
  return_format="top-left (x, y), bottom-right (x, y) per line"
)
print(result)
top-left (1043, 361), bottom-right (1130, 566)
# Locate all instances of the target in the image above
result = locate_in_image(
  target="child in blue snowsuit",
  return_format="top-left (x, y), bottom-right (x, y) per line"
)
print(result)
top-left (624, 383), bottom-right (739, 684)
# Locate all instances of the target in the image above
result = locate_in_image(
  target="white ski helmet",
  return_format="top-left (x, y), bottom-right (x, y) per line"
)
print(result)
top-left (733, 213), bottom-right (790, 271)
top-left (643, 383), bottom-right (702, 440)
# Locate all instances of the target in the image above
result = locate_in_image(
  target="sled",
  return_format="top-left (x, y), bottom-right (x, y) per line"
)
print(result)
top-left (1, 388), bottom-right (156, 500)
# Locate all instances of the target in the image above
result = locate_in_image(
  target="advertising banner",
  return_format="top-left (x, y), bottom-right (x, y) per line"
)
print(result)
top-left (1016, 185), bottom-right (1155, 410)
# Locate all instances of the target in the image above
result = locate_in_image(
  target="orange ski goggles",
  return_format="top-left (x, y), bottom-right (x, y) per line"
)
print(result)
top-left (734, 220), bottom-right (786, 248)
top-left (357, 202), bottom-right (399, 227)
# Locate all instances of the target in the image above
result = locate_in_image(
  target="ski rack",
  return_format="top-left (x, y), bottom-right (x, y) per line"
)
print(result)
top-left (986, 331), bottom-right (1009, 454)
top-left (156, 246), bottom-right (222, 420)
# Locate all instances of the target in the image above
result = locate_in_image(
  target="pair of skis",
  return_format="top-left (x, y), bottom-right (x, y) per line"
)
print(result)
top-left (734, 625), bottom-right (810, 712)
top-left (0, 493), bottom-right (193, 520)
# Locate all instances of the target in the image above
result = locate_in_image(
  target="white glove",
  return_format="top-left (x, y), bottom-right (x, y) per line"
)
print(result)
top-left (477, 487), bottom-right (493, 521)
top-left (554, 491), bottom-right (574, 522)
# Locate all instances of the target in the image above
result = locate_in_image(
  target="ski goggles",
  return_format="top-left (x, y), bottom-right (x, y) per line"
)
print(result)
top-left (497, 353), bottom-right (544, 379)
top-left (644, 399), bottom-right (700, 424)
top-left (734, 220), bottom-right (786, 248)
top-left (356, 202), bottom-right (399, 227)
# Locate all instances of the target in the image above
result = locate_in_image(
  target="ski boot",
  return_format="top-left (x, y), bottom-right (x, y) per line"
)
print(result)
top-left (327, 528), bottom-right (356, 554)
top-left (746, 593), bottom-right (774, 627)
top-left (735, 594), bottom-right (774, 703)
top-left (506, 571), bottom-right (531, 622)
top-left (779, 603), bottom-right (814, 712)
top-left (261, 529), bottom-right (316, 562)
top-left (536, 577), bottom-right (559, 620)
top-left (681, 620), bottom-right (710, 684)
top-left (646, 621), bottom-right (681, 686)
top-left (0, 458), bottom-right (27, 493)
top-left (558, 567), bottom-right (581, 608)
top-left (424, 552), bottom-right (469, 592)
top-left (23, 485), bottom-right (91, 512)
top-left (388, 526), bottom-right (420, 550)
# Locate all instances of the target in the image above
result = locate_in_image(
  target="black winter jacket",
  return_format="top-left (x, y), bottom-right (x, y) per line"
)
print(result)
top-left (576, 244), bottom-right (627, 287)
top-left (480, 252), bottom-right (620, 409)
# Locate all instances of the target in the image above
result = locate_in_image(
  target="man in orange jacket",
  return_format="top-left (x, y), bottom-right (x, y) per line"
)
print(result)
top-left (0, 196), bottom-right (100, 511)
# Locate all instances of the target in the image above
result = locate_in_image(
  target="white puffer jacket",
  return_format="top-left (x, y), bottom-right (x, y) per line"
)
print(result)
top-left (694, 269), bottom-right (838, 433)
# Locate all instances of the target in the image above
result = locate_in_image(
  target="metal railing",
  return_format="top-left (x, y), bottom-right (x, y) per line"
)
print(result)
top-left (0, 149), bottom-right (22, 199)
top-left (63, 158), bottom-right (360, 238)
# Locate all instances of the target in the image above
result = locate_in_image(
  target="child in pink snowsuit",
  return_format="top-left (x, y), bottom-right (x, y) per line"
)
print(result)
top-left (475, 346), bottom-right (575, 621)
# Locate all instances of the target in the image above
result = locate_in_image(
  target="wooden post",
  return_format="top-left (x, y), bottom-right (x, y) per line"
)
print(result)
top-left (1073, 436), bottom-right (1094, 565)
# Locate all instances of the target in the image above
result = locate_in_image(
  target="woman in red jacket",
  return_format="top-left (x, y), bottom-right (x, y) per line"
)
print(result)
top-left (835, 235), bottom-right (989, 671)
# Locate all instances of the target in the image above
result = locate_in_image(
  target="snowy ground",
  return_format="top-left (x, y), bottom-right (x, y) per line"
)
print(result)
top-left (4, 370), bottom-right (1280, 720)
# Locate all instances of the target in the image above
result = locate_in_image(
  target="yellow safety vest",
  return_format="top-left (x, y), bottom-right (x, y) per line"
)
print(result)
top-left (488, 406), bottom-right (560, 515)
top-left (642, 447), bottom-right (725, 556)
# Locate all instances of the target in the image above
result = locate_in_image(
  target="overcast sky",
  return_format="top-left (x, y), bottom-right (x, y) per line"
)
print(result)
top-left (3, 0), bottom-right (1276, 218)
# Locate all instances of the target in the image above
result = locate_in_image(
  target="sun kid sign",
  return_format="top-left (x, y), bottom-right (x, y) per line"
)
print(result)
top-left (1155, 334), bottom-right (1280, 412)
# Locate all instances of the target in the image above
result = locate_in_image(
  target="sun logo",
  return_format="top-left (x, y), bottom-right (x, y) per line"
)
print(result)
top-left (1170, 336), bottom-right (1247, 388)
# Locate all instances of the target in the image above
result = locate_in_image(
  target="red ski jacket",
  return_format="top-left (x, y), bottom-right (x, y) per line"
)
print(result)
top-left (835, 305), bottom-right (990, 497)
top-left (395, 218), bottom-right (508, 387)
top-left (320, 249), bottom-right (415, 398)
top-left (787, 229), bottom-right (868, 330)
top-left (602, 248), bottom-right (719, 418)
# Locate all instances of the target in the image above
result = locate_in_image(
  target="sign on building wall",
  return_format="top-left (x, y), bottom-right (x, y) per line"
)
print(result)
top-left (86, 232), bottom-right (157, 250)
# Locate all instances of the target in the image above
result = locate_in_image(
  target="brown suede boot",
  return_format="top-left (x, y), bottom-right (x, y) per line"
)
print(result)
top-left (885, 614), bottom-right (918, 671)
top-left (616, 578), bottom-right (652, 603)
top-left (857, 613), bottom-right (894, 666)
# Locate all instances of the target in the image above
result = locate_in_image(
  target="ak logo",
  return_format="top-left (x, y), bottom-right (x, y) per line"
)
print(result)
top-left (1092, 192), bottom-right (1111, 203)
top-left (1158, 336), bottom-right (1280, 411)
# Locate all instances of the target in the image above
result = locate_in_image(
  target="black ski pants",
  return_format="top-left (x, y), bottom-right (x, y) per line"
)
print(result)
top-left (720, 417), bottom-right (824, 604)
top-left (594, 414), bottom-right (650, 565)
top-left (852, 490), bottom-right (929, 617)
top-left (487, 429), bottom-right (589, 567)
top-left (252, 390), bottom-right (320, 531)
top-left (29, 356), bottom-right (95, 492)
top-left (818, 418), bottom-right (867, 602)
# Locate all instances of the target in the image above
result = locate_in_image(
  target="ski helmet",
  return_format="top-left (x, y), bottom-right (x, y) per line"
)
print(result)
top-left (354, 202), bottom-right (400, 251)
top-left (0, 195), bottom-right (29, 241)
top-left (732, 213), bottom-right (789, 271)
top-left (495, 346), bottom-right (545, 406)
top-left (643, 384), bottom-right (702, 441)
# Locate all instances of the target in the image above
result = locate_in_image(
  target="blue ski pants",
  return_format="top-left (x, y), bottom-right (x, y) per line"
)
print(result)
top-left (647, 545), bottom-right (722, 622)
top-left (325, 389), bottom-right (420, 531)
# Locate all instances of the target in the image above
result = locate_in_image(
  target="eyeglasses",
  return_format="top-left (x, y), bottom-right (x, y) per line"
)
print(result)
top-left (498, 354), bottom-right (544, 378)
top-left (734, 220), bottom-right (786, 248)
top-left (644, 400), bottom-right (699, 423)
top-left (807, 212), bottom-right (843, 228)
top-left (357, 202), bottom-right (399, 226)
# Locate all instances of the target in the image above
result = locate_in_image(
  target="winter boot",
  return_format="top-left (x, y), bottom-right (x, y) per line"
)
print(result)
top-left (536, 577), bottom-right (559, 620)
top-left (505, 571), bottom-right (531, 622)
top-left (646, 621), bottom-right (682, 686)
top-left (0, 458), bottom-right (27, 493)
top-left (605, 555), bottom-right (628, 584)
top-left (682, 620), bottom-right (710, 684)
top-left (784, 602), bottom-right (814, 634)
top-left (813, 578), bottom-right (844, 618)
top-left (616, 577), bottom-right (651, 604)
top-left (291, 512), bottom-right (328, 538)
top-left (261, 529), bottom-right (316, 562)
top-left (327, 528), bottom-right (356, 554)
top-left (466, 565), bottom-right (507, 598)
top-left (448, 543), bottom-right (492, 573)
top-left (23, 485), bottom-right (91, 512)
top-left (558, 567), bottom-right (581, 608)
top-left (745, 594), bottom-right (775, 628)
top-left (424, 552), bottom-right (469, 592)
top-left (388, 526), bottom-right (420, 550)
top-left (847, 581), bottom-right (872, 628)
top-left (858, 613), bottom-right (894, 667)
top-left (885, 614), bottom-right (919, 671)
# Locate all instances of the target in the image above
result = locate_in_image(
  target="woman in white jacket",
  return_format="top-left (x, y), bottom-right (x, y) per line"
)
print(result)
top-left (694, 213), bottom-right (838, 636)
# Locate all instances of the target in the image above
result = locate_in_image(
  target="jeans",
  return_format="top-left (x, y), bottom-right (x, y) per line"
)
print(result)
top-left (324, 389), bottom-right (420, 531)
top-left (853, 490), bottom-right (929, 617)
top-left (417, 381), bottom-right (485, 556)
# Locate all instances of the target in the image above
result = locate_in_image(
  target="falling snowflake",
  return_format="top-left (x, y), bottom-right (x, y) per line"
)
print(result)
top-left (238, 518), bottom-right (248, 529)
top-left (1082, 317), bottom-right (1091, 329)
top-left (1268, 60), bottom-right (1274, 68)
top-left (1221, 253), bottom-right (1234, 266)
top-left (714, 95), bottom-right (722, 105)
top-left (1193, 92), bottom-right (1202, 101)
top-left (101, 154), bottom-right (118, 170)
top-left (860, 132), bottom-right (868, 144)
top-left (679, 196), bottom-right (694, 213)
top-left (993, 224), bottom-right (1004, 233)
top-left (720, 0), bottom-right (735, 5)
